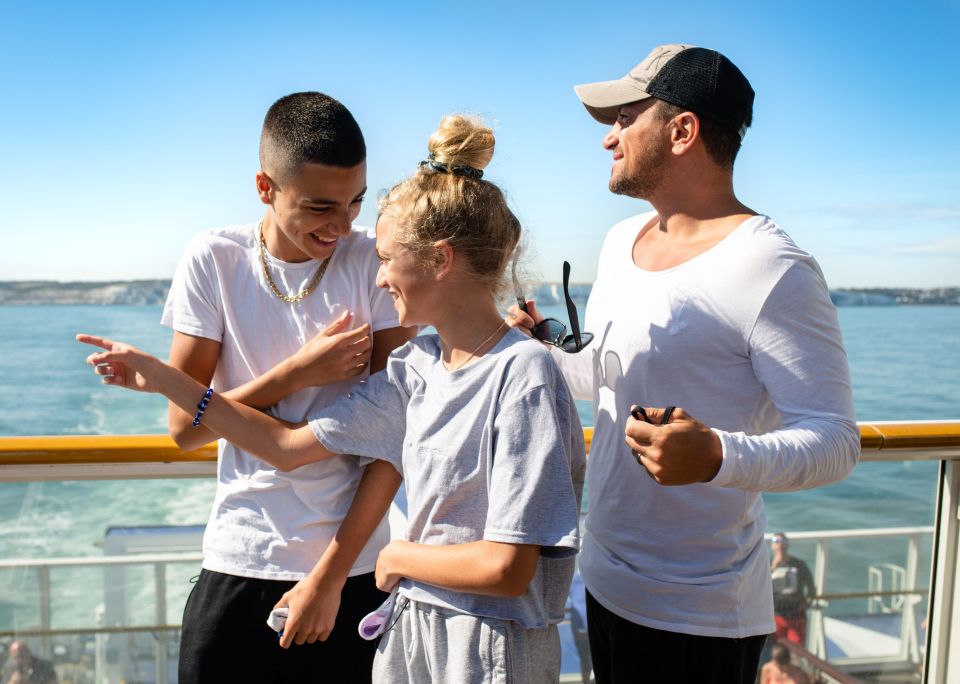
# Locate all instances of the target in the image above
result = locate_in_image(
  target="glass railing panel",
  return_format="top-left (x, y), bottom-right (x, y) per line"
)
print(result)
top-left (1, 630), bottom-right (182, 684)
top-left (763, 459), bottom-right (939, 684)
top-left (1, 473), bottom-right (208, 683)
top-left (1, 558), bottom-right (194, 684)
top-left (1, 561), bottom-right (201, 629)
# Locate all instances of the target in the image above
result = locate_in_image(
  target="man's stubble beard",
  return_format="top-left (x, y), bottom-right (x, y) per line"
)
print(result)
top-left (608, 136), bottom-right (671, 200)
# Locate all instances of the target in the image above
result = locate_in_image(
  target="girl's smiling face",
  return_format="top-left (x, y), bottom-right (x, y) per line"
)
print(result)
top-left (375, 214), bottom-right (437, 328)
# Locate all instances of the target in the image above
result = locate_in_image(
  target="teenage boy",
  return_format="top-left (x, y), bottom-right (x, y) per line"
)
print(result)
top-left (510, 45), bottom-right (858, 683)
top-left (163, 92), bottom-right (414, 683)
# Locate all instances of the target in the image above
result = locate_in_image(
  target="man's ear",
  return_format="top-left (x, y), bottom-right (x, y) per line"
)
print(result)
top-left (669, 111), bottom-right (700, 156)
top-left (433, 240), bottom-right (455, 280)
top-left (256, 171), bottom-right (276, 205)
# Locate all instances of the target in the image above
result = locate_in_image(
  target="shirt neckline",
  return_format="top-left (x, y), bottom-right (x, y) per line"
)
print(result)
top-left (629, 213), bottom-right (766, 277)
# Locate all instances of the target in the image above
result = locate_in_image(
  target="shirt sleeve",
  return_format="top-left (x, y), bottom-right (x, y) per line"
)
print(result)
top-left (710, 260), bottom-right (860, 491)
top-left (160, 234), bottom-right (224, 341)
top-left (546, 344), bottom-right (595, 401)
top-left (307, 361), bottom-right (408, 475)
top-left (485, 385), bottom-right (582, 556)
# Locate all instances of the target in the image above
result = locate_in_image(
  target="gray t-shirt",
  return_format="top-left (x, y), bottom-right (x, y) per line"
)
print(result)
top-left (309, 328), bottom-right (586, 628)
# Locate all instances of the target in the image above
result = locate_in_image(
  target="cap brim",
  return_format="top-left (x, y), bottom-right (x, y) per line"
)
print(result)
top-left (574, 78), bottom-right (653, 125)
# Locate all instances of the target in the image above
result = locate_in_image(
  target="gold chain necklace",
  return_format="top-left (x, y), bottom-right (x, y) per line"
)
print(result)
top-left (449, 320), bottom-right (507, 371)
top-left (258, 222), bottom-right (330, 304)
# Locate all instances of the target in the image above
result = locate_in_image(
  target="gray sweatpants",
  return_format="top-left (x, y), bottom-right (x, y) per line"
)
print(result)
top-left (372, 599), bottom-right (561, 683)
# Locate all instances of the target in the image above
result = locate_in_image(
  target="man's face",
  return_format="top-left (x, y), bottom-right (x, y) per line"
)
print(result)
top-left (262, 161), bottom-right (367, 261)
top-left (9, 642), bottom-right (29, 664)
top-left (603, 99), bottom-right (671, 199)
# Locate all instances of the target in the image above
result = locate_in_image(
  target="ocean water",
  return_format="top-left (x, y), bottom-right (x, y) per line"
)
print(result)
top-left (0, 305), bottom-right (958, 629)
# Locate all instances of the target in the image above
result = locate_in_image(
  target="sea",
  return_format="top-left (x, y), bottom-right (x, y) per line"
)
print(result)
top-left (0, 304), bottom-right (958, 631)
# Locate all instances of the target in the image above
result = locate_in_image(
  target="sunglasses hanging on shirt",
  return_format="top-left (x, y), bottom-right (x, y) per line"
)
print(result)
top-left (513, 260), bottom-right (594, 353)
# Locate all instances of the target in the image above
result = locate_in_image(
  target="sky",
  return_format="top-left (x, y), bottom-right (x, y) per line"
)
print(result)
top-left (1, 1), bottom-right (958, 288)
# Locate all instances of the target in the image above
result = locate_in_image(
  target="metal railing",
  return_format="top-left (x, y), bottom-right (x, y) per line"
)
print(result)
top-left (2, 421), bottom-right (960, 684)
top-left (0, 552), bottom-right (199, 684)
top-left (778, 527), bottom-right (932, 676)
top-left (2, 420), bottom-right (959, 479)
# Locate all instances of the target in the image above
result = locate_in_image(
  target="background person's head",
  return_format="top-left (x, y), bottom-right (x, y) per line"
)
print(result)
top-left (375, 115), bottom-right (522, 326)
top-left (8, 640), bottom-right (31, 664)
top-left (7, 641), bottom-right (34, 677)
top-left (256, 92), bottom-right (368, 261)
top-left (772, 532), bottom-right (790, 551)
top-left (771, 642), bottom-right (792, 666)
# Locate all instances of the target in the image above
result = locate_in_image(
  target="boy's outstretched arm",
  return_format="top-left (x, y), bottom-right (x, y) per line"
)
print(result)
top-left (275, 460), bottom-right (402, 648)
top-left (77, 333), bottom-right (333, 470)
top-left (375, 539), bottom-right (540, 598)
top-left (168, 311), bottom-right (381, 451)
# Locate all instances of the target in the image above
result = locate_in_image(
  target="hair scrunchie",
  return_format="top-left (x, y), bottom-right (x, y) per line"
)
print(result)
top-left (418, 154), bottom-right (483, 180)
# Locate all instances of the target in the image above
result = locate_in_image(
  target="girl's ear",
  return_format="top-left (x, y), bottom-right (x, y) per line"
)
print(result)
top-left (432, 240), bottom-right (455, 280)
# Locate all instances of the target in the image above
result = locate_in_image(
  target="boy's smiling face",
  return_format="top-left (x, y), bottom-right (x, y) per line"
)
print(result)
top-left (258, 161), bottom-right (367, 262)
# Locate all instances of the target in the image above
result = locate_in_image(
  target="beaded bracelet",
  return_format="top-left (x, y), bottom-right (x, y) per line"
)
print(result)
top-left (192, 388), bottom-right (214, 427)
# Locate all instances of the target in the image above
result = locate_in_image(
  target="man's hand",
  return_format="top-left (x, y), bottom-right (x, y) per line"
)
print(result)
top-left (274, 573), bottom-right (345, 648)
top-left (77, 334), bottom-right (166, 393)
top-left (624, 406), bottom-right (723, 485)
top-left (286, 311), bottom-right (373, 390)
top-left (505, 300), bottom-right (545, 337)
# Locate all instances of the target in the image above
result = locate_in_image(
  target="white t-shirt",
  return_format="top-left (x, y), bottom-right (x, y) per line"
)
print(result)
top-left (162, 223), bottom-right (401, 580)
top-left (554, 212), bottom-right (859, 638)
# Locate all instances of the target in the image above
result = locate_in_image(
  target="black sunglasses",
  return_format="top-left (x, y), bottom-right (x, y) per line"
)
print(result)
top-left (512, 260), bottom-right (594, 353)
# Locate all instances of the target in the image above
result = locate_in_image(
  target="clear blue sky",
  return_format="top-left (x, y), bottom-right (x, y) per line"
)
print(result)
top-left (2, 1), bottom-right (958, 287)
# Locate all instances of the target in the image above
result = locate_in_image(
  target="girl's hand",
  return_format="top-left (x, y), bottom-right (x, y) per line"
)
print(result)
top-left (374, 540), bottom-right (408, 592)
top-left (76, 334), bottom-right (166, 393)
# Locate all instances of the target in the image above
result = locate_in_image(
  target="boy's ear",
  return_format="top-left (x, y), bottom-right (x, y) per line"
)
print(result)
top-left (433, 240), bottom-right (455, 280)
top-left (256, 172), bottom-right (275, 205)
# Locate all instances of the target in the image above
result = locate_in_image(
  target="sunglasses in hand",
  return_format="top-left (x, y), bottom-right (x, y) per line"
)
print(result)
top-left (512, 260), bottom-right (594, 353)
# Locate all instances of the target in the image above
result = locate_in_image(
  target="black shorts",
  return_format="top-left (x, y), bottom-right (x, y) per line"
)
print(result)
top-left (178, 569), bottom-right (388, 683)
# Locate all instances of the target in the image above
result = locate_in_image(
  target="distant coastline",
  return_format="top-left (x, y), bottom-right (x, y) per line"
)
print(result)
top-left (1, 280), bottom-right (958, 307)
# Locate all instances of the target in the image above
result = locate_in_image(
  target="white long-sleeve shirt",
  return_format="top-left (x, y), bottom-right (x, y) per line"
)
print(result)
top-left (554, 212), bottom-right (859, 638)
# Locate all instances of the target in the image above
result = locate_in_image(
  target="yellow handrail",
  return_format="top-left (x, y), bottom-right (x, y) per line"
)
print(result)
top-left (0, 421), bottom-right (959, 466)
top-left (0, 435), bottom-right (217, 465)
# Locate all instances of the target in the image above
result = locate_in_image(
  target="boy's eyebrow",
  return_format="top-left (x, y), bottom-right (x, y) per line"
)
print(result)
top-left (303, 187), bottom-right (368, 205)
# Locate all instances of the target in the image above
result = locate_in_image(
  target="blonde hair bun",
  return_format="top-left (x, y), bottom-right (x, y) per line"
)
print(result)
top-left (379, 113), bottom-right (520, 300)
top-left (427, 115), bottom-right (495, 172)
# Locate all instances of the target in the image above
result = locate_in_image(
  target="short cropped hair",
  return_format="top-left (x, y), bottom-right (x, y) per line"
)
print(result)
top-left (259, 92), bottom-right (366, 182)
top-left (656, 100), bottom-right (750, 169)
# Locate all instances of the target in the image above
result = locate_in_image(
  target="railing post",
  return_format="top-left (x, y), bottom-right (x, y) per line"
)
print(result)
top-left (903, 533), bottom-right (920, 664)
top-left (156, 562), bottom-right (168, 684)
top-left (810, 540), bottom-right (829, 658)
top-left (37, 564), bottom-right (52, 658)
top-left (925, 459), bottom-right (960, 684)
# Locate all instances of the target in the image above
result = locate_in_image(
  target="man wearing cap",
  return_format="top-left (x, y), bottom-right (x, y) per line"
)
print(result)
top-left (509, 44), bottom-right (859, 682)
